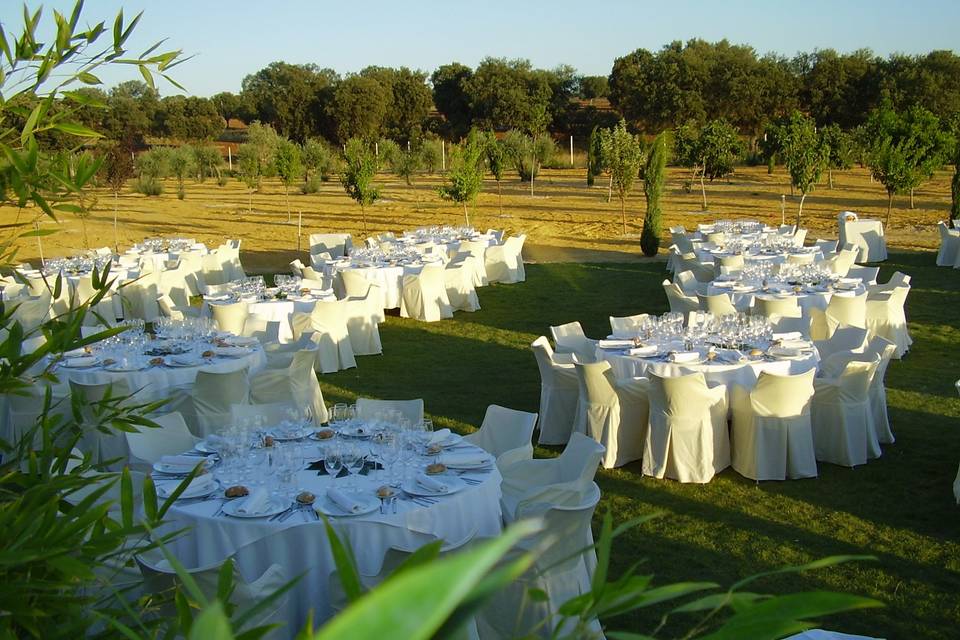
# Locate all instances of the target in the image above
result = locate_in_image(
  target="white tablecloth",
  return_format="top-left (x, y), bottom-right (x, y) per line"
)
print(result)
top-left (162, 442), bottom-right (502, 634)
top-left (696, 246), bottom-right (821, 266)
top-left (601, 347), bottom-right (819, 402)
top-left (839, 219), bottom-right (887, 262)
top-left (56, 345), bottom-right (267, 403)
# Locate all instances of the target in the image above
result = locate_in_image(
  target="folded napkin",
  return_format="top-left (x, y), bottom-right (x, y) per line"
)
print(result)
top-left (237, 487), bottom-right (270, 514)
top-left (733, 284), bottom-right (756, 292)
top-left (440, 452), bottom-right (490, 466)
top-left (158, 473), bottom-right (214, 498)
top-left (598, 339), bottom-right (635, 349)
top-left (225, 336), bottom-right (258, 347)
top-left (627, 345), bottom-right (658, 357)
top-left (417, 473), bottom-right (450, 493)
top-left (326, 488), bottom-right (362, 513)
top-left (159, 455), bottom-right (207, 471)
top-left (669, 351), bottom-right (701, 363)
top-left (64, 347), bottom-right (88, 358)
top-left (213, 346), bottom-right (248, 357)
top-left (773, 331), bottom-right (803, 341)
top-left (172, 354), bottom-right (200, 365)
top-left (778, 339), bottom-right (811, 350)
top-left (768, 346), bottom-right (802, 358)
top-left (838, 277), bottom-right (860, 285)
top-left (427, 428), bottom-right (451, 446)
top-left (63, 356), bottom-right (97, 367)
top-left (712, 280), bottom-right (737, 288)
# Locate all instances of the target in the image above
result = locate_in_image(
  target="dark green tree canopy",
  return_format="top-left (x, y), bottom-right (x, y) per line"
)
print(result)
top-left (431, 63), bottom-right (474, 139)
top-left (241, 61), bottom-right (338, 142)
top-left (330, 75), bottom-right (390, 143)
top-left (156, 96), bottom-right (225, 141)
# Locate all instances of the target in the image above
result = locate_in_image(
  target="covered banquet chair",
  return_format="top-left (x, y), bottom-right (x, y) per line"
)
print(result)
top-left (463, 404), bottom-right (538, 469)
top-left (531, 336), bottom-right (579, 446)
top-left (811, 356), bottom-right (881, 467)
top-left (573, 361), bottom-right (648, 469)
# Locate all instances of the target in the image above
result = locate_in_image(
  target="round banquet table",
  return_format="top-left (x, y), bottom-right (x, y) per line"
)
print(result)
top-left (54, 343), bottom-right (267, 403)
top-left (398, 233), bottom-right (497, 258)
top-left (708, 281), bottom-right (866, 314)
top-left (205, 294), bottom-right (335, 343)
top-left (695, 246), bottom-right (821, 266)
top-left (600, 345), bottom-right (819, 402)
top-left (160, 440), bottom-right (502, 635)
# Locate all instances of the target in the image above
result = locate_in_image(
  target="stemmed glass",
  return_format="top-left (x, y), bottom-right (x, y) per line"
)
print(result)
top-left (324, 442), bottom-right (343, 480)
top-left (342, 442), bottom-right (364, 491)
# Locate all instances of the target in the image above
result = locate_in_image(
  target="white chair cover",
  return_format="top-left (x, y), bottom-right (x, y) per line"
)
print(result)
top-left (456, 239), bottom-right (490, 286)
top-left (478, 482), bottom-right (601, 639)
top-left (485, 234), bottom-right (526, 284)
top-left (126, 411), bottom-right (199, 469)
top-left (444, 257), bottom-right (481, 312)
top-left (865, 281), bottom-right (911, 358)
top-left (820, 337), bottom-right (896, 446)
top-left (343, 285), bottom-right (384, 356)
top-left (674, 270), bottom-right (706, 297)
top-left (531, 336), bottom-right (579, 446)
top-left (75, 272), bottom-right (118, 324)
top-left (663, 280), bottom-right (699, 314)
top-left (210, 300), bottom-right (250, 335)
top-left (249, 346), bottom-right (328, 424)
top-left (9, 292), bottom-right (52, 334)
top-left (499, 433), bottom-right (604, 523)
top-left (643, 372), bottom-right (729, 483)
top-left (70, 379), bottom-right (132, 467)
top-left (400, 265), bottom-right (453, 322)
top-left (698, 292), bottom-right (738, 316)
top-left (305, 300), bottom-right (357, 372)
top-left (186, 368), bottom-right (250, 437)
top-left (309, 233), bottom-right (352, 259)
top-left (754, 295), bottom-right (802, 318)
top-left (230, 402), bottom-right (294, 427)
top-left (463, 404), bottom-right (537, 469)
top-left (609, 313), bottom-right (649, 338)
top-left (355, 398), bottom-right (424, 425)
top-left (826, 292), bottom-right (867, 329)
top-left (240, 314), bottom-right (282, 345)
top-left (937, 221), bottom-right (960, 266)
top-left (730, 370), bottom-right (817, 481)
top-left (815, 238), bottom-right (838, 255)
top-left (813, 324), bottom-right (868, 361)
top-left (811, 357), bottom-right (881, 467)
top-left (549, 321), bottom-right (598, 362)
top-left (847, 265), bottom-right (879, 285)
top-left (573, 361), bottom-right (648, 469)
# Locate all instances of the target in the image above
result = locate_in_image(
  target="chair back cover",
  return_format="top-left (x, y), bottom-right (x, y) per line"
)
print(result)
top-left (609, 313), bottom-right (648, 338)
top-left (356, 398), bottom-right (424, 425)
top-left (211, 300), bottom-right (249, 335)
top-left (126, 411), bottom-right (197, 464)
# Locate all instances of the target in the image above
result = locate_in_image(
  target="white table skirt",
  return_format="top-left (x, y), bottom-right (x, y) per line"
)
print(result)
top-left (56, 346), bottom-right (267, 403)
top-left (839, 219), bottom-right (887, 262)
top-left (162, 443), bottom-right (502, 634)
top-left (696, 247), bottom-right (820, 266)
top-left (601, 348), bottom-right (819, 403)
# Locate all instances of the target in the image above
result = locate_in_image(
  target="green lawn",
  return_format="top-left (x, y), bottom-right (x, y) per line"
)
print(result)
top-left (317, 252), bottom-right (960, 639)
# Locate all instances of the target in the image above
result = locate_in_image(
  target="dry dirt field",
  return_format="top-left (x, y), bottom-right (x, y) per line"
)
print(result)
top-left (2, 164), bottom-right (954, 270)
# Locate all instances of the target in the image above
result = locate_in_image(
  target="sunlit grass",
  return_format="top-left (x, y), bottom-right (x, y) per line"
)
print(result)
top-left (318, 251), bottom-right (960, 639)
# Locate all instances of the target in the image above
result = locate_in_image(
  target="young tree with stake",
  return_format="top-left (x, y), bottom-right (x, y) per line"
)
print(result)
top-left (438, 132), bottom-right (485, 227)
top-left (601, 120), bottom-right (645, 235)
top-left (274, 138), bottom-right (303, 221)
top-left (340, 138), bottom-right (380, 234)
top-left (780, 111), bottom-right (828, 226)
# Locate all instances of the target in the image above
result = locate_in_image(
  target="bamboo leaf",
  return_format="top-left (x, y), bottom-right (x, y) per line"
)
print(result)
top-left (52, 121), bottom-right (103, 138)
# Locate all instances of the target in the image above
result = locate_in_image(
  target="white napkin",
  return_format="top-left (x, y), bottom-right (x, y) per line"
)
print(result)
top-left (64, 356), bottom-right (97, 367)
top-left (159, 454), bottom-right (207, 470)
top-left (773, 331), bottom-right (803, 341)
top-left (598, 339), bottom-right (635, 349)
top-left (712, 280), bottom-right (736, 288)
top-left (769, 346), bottom-right (802, 358)
top-left (158, 474), bottom-right (214, 498)
top-left (225, 336), bottom-right (258, 347)
top-left (237, 487), bottom-right (270, 514)
top-left (326, 488), bottom-right (362, 513)
top-left (427, 428), bottom-right (451, 445)
top-left (627, 345), bottom-right (658, 357)
top-left (439, 452), bottom-right (490, 466)
top-left (64, 347), bottom-right (88, 358)
top-left (213, 346), bottom-right (248, 357)
top-left (417, 473), bottom-right (450, 493)
top-left (669, 351), bottom-right (701, 363)
top-left (778, 339), bottom-right (811, 350)
top-left (171, 354), bottom-right (200, 365)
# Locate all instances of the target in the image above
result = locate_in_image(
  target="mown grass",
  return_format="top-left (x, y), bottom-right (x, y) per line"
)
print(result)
top-left (317, 251), bottom-right (960, 639)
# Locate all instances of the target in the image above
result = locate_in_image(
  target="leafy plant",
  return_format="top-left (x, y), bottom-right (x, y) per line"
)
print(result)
top-left (641, 132), bottom-right (669, 256)
top-left (482, 131), bottom-right (506, 215)
top-left (98, 141), bottom-right (134, 250)
top-left (780, 111), bottom-right (828, 225)
top-left (340, 138), bottom-right (380, 234)
top-left (675, 119), bottom-right (743, 210)
top-left (438, 132), bottom-right (485, 226)
top-left (236, 142), bottom-right (261, 213)
top-left (275, 138), bottom-right (304, 221)
top-left (192, 143), bottom-right (224, 184)
top-left (303, 138), bottom-right (338, 183)
top-left (390, 147), bottom-right (421, 186)
top-left (820, 123), bottom-right (853, 188)
top-left (502, 130), bottom-right (555, 191)
top-left (134, 147), bottom-right (169, 197)
top-left (419, 138), bottom-right (443, 174)
top-left (169, 145), bottom-right (196, 200)
top-left (601, 119), bottom-right (645, 235)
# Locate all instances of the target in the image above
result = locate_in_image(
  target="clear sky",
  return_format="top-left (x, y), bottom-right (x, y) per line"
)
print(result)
top-left (2, 0), bottom-right (958, 97)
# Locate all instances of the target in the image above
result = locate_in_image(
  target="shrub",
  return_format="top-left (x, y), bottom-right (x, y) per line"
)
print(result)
top-left (135, 177), bottom-right (163, 196)
top-left (301, 174), bottom-right (322, 194)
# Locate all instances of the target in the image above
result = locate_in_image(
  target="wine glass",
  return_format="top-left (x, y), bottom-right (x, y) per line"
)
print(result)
top-left (342, 443), bottom-right (364, 491)
top-left (324, 442), bottom-right (343, 480)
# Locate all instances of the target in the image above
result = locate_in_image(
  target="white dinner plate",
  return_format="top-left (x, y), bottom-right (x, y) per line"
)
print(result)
top-left (269, 427), bottom-right (312, 441)
top-left (61, 358), bottom-right (99, 368)
top-left (152, 459), bottom-right (211, 475)
top-left (435, 433), bottom-right (463, 448)
top-left (104, 363), bottom-right (149, 372)
top-left (337, 425), bottom-right (373, 438)
top-left (155, 479), bottom-right (218, 500)
top-left (194, 440), bottom-right (218, 453)
top-left (316, 493), bottom-right (380, 517)
top-left (402, 475), bottom-right (466, 497)
top-left (168, 355), bottom-right (203, 367)
top-left (442, 455), bottom-right (495, 470)
top-left (222, 499), bottom-right (287, 519)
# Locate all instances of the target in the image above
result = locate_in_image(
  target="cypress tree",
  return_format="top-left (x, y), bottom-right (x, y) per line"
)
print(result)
top-left (587, 125), bottom-right (600, 186)
top-left (641, 132), bottom-right (668, 257)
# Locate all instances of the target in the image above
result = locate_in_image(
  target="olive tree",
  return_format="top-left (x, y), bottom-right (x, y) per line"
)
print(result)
top-left (168, 145), bottom-right (195, 200)
top-left (482, 131), bottom-right (506, 215)
top-left (780, 111), bottom-right (828, 225)
top-left (438, 133), bottom-right (485, 226)
top-left (274, 138), bottom-right (303, 221)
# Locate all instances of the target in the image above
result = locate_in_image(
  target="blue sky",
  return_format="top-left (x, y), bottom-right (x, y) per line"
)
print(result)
top-left (2, 0), bottom-right (958, 96)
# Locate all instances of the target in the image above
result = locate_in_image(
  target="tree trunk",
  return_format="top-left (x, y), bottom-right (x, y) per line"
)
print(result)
top-left (361, 203), bottom-right (368, 234)
top-left (886, 191), bottom-right (893, 226)
top-left (796, 192), bottom-right (806, 227)
top-left (828, 169), bottom-right (834, 189)
top-left (607, 174), bottom-right (613, 203)
top-left (286, 185), bottom-right (291, 222)
top-left (620, 196), bottom-right (626, 235)
top-left (497, 179), bottom-right (502, 216)
top-left (910, 187), bottom-right (914, 209)
top-left (699, 170), bottom-right (707, 211)
top-left (113, 191), bottom-right (119, 252)
top-left (463, 201), bottom-right (470, 227)
top-left (248, 190), bottom-right (253, 214)
top-left (530, 159), bottom-right (536, 197)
